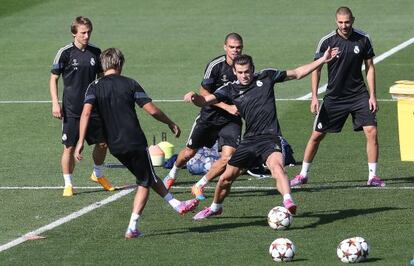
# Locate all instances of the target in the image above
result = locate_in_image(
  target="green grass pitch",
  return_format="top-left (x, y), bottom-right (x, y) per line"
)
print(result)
top-left (0, 0), bottom-right (413, 265)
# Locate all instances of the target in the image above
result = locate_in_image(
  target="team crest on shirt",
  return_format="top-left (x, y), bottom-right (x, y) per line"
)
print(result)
top-left (317, 122), bottom-right (323, 129)
top-left (221, 75), bottom-right (228, 82)
top-left (62, 134), bottom-right (67, 141)
top-left (90, 57), bottom-right (96, 66)
top-left (72, 59), bottom-right (78, 70)
top-left (256, 81), bottom-right (263, 87)
top-left (353, 46), bottom-right (360, 54)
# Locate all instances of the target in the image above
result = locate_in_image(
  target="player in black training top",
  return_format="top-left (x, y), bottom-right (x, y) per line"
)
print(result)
top-left (74, 48), bottom-right (199, 239)
top-left (164, 33), bottom-right (243, 200)
top-left (185, 49), bottom-right (338, 220)
top-left (292, 6), bottom-right (385, 188)
top-left (49, 16), bottom-right (114, 197)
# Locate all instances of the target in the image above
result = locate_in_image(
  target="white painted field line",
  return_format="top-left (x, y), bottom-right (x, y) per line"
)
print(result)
top-left (297, 36), bottom-right (414, 100)
top-left (0, 188), bottom-right (134, 253)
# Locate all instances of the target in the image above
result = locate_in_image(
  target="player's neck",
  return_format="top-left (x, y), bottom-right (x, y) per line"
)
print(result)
top-left (337, 28), bottom-right (353, 39)
top-left (226, 56), bottom-right (233, 66)
top-left (104, 69), bottom-right (120, 76)
top-left (73, 40), bottom-right (87, 51)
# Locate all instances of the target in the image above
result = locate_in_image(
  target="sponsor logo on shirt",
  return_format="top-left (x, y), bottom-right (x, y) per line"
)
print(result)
top-left (256, 81), bottom-right (263, 87)
top-left (62, 134), bottom-right (67, 141)
top-left (90, 58), bottom-right (96, 66)
top-left (353, 46), bottom-right (360, 54)
top-left (221, 75), bottom-right (228, 82)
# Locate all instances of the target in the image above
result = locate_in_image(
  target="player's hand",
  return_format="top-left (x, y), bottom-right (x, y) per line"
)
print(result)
top-left (52, 102), bottom-right (62, 119)
top-left (369, 96), bottom-right (378, 113)
top-left (74, 141), bottom-right (84, 162)
top-left (323, 46), bottom-right (340, 62)
top-left (310, 96), bottom-right (319, 115)
top-left (184, 92), bottom-right (196, 103)
top-left (169, 123), bottom-right (181, 138)
top-left (226, 105), bottom-right (239, 116)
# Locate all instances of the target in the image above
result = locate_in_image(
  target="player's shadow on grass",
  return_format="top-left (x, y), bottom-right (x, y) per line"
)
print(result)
top-left (293, 206), bottom-right (402, 230)
top-left (189, 217), bottom-right (267, 234)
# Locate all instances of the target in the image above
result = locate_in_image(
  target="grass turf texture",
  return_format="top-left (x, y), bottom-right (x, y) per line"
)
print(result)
top-left (0, 0), bottom-right (414, 265)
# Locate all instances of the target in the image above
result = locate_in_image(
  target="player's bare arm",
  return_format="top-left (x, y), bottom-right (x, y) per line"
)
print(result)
top-left (49, 73), bottom-right (62, 119)
top-left (285, 47), bottom-right (339, 81)
top-left (364, 58), bottom-right (378, 112)
top-left (142, 102), bottom-right (181, 138)
top-left (184, 91), bottom-right (218, 107)
top-left (199, 86), bottom-right (238, 115)
top-left (74, 103), bottom-right (93, 161)
top-left (310, 66), bottom-right (323, 114)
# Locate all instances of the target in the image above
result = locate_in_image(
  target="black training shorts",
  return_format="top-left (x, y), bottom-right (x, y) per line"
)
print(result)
top-left (61, 117), bottom-right (105, 146)
top-left (314, 94), bottom-right (377, 133)
top-left (186, 116), bottom-right (241, 151)
top-left (113, 148), bottom-right (158, 187)
top-left (228, 134), bottom-right (282, 169)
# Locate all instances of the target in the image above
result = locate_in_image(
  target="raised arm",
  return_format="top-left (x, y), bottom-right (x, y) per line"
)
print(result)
top-left (142, 102), bottom-right (181, 138)
top-left (285, 47), bottom-right (339, 80)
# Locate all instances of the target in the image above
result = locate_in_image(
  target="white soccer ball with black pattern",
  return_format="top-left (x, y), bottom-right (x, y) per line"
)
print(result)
top-left (350, 236), bottom-right (370, 261)
top-left (267, 206), bottom-right (293, 230)
top-left (336, 238), bottom-right (363, 263)
top-left (269, 238), bottom-right (296, 262)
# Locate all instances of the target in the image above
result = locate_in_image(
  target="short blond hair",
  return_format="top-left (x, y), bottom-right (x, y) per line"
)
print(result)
top-left (100, 48), bottom-right (125, 72)
top-left (71, 16), bottom-right (93, 34)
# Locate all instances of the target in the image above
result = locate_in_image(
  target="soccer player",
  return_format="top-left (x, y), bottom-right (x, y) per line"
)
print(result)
top-left (163, 33), bottom-right (243, 200)
top-left (74, 48), bottom-right (199, 239)
top-left (290, 6), bottom-right (385, 187)
top-left (49, 16), bottom-right (114, 197)
top-left (185, 48), bottom-right (338, 220)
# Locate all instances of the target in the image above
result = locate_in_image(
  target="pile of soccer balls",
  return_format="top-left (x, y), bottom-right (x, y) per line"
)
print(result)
top-left (267, 206), bottom-right (370, 263)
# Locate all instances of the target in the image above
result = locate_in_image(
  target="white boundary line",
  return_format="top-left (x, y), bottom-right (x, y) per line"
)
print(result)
top-left (0, 188), bottom-right (134, 253)
top-left (0, 183), bottom-right (412, 253)
top-left (297, 36), bottom-right (414, 100)
top-left (1, 37), bottom-right (412, 105)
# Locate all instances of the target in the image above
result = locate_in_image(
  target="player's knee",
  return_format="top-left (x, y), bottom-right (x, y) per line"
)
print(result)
top-left (364, 126), bottom-right (377, 137)
top-left (218, 155), bottom-right (231, 166)
top-left (183, 148), bottom-right (196, 161)
top-left (218, 176), bottom-right (232, 188)
top-left (97, 143), bottom-right (107, 149)
top-left (310, 132), bottom-right (325, 143)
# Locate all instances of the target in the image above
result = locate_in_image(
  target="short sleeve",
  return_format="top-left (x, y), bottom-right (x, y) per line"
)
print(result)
top-left (51, 48), bottom-right (69, 75)
top-left (201, 60), bottom-right (221, 92)
top-left (314, 39), bottom-right (329, 61)
top-left (213, 84), bottom-right (231, 102)
top-left (133, 80), bottom-right (152, 107)
top-left (84, 82), bottom-right (96, 105)
top-left (364, 36), bottom-right (375, 60)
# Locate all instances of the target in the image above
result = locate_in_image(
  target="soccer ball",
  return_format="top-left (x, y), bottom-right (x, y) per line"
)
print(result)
top-left (351, 237), bottom-right (370, 261)
top-left (269, 238), bottom-right (296, 262)
top-left (336, 238), bottom-right (363, 263)
top-left (267, 206), bottom-right (292, 230)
